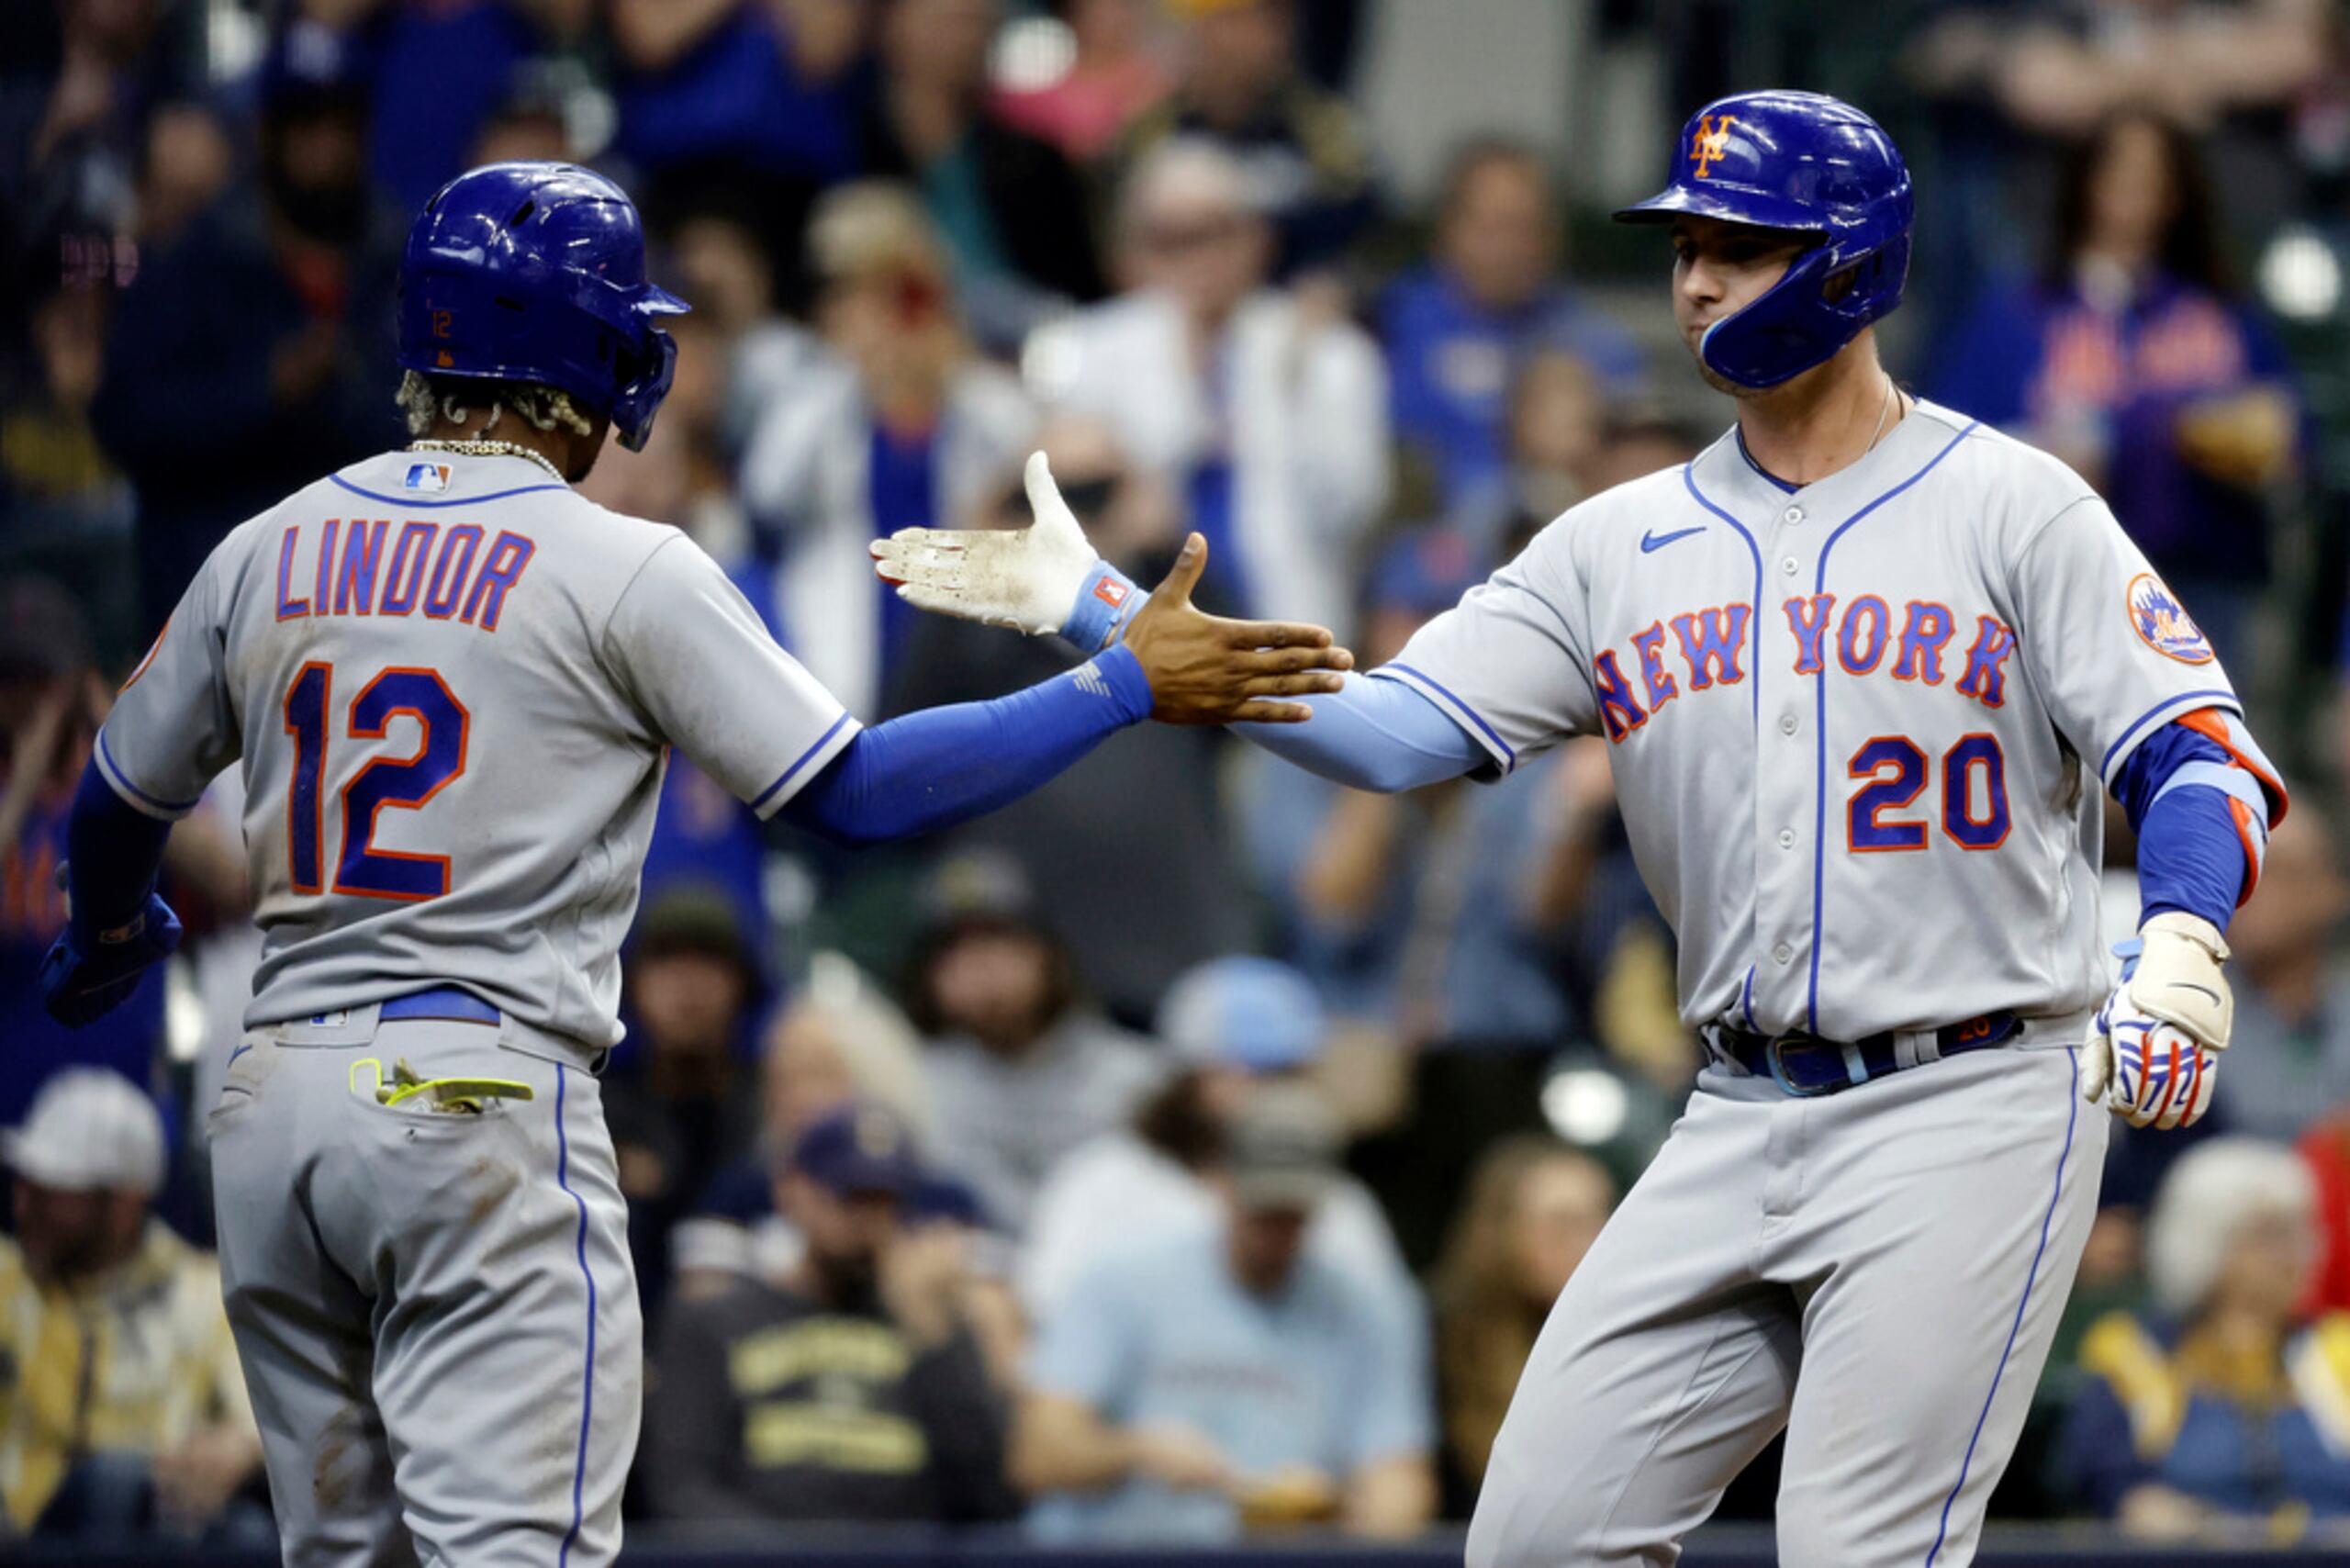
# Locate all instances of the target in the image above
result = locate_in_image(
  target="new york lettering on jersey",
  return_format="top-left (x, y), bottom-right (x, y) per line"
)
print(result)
top-left (1381, 399), bottom-right (2241, 1043)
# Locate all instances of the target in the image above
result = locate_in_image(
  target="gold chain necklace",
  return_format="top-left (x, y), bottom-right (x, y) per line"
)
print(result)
top-left (408, 438), bottom-right (564, 483)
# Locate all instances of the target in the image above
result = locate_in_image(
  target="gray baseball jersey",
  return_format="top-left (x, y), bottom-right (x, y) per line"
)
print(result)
top-left (1380, 398), bottom-right (2239, 1043)
top-left (96, 448), bottom-right (856, 1047)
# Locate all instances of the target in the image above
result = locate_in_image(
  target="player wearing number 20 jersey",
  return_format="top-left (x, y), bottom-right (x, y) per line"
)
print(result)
top-left (97, 448), bottom-right (853, 1047)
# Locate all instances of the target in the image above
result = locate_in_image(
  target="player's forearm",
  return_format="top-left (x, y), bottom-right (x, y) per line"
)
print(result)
top-left (2114, 713), bottom-right (2286, 931)
top-left (779, 646), bottom-right (1153, 847)
top-left (63, 760), bottom-right (173, 938)
top-left (1237, 673), bottom-right (1486, 794)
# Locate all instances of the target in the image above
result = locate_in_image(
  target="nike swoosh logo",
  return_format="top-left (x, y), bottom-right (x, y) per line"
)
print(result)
top-left (1640, 526), bottom-right (1705, 554)
top-left (2174, 984), bottom-right (2223, 1005)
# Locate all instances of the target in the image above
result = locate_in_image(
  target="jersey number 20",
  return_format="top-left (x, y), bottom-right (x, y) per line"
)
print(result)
top-left (1848, 734), bottom-right (2008, 852)
top-left (284, 663), bottom-right (469, 901)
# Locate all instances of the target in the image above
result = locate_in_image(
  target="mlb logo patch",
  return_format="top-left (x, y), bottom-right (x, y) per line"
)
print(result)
top-left (404, 463), bottom-right (452, 494)
top-left (1093, 577), bottom-right (1130, 609)
top-left (2124, 572), bottom-right (2214, 665)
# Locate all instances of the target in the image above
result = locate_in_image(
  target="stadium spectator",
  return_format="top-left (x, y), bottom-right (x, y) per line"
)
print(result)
top-left (738, 182), bottom-right (1036, 720)
top-left (648, 1103), bottom-right (1020, 1524)
top-left (1019, 957), bottom-right (1423, 1361)
top-left (1046, 138), bottom-right (1387, 633)
top-left (90, 26), bottom-right (404, 634)
top-left (0, 1070), bottom-right (265, 1543)
top-left (2058, 1138), bottom-right (2350, 1541)
top-left (1115, 0), bottom-right (1376, 275)
top-left (0, 579), bottom-right (163, 1129)
top-left (671, 983), bottom-right (942, 1297)
top-left (1926, 108), bottom-right (2300, 677)
top-left (654, 182), bottom-right (834, 465)
top-left (1013, 1081), bottom-right (1436, 1541)
top-left (990, 0), bottom-right (1171, 164)
top-left (2212, 797), bottom-right (2350, 1143)
top-left (608, 0), bottom-right (865, 184)
top-left (1237, 527), bottom-right (1604, 1046)
top-left (606, 889), bottom-right (769, 1320)
top-left (907, 909), bottom-right (1162, 1235)
top-left (858, 0), bottom-right (1104, 345)
top-left (2, 219), bottom-right (140, 657)
top-left (1465, 348), bottom-right (1611, 549)
top-left (1381, 140), bottom-right (1645, 516)
top-left (1430, 1137), bottom-right (1615, 1504)
top-left (285, 0), bottom-right (597, 214)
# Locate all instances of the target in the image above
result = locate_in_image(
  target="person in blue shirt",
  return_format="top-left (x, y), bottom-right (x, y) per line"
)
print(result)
top-left (1011, 1081), bottom-right (1436, 1542)
top-left (608, 0), bottom-right (865, 183)
top-left (1926, 108), bottom-right (2302, 678)
top-left (1380, 140), bottom-right (1647, 518)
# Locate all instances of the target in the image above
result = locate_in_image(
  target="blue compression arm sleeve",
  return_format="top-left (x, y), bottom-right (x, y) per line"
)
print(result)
top-left (1236, 671), bottom-right (1486, 793)
top-left (2113, 722), bottom-right (2264, 932)
top-left (64, 759), bottom-right (173, 938)
top-left (781, 644), bottom-right (1154, 847)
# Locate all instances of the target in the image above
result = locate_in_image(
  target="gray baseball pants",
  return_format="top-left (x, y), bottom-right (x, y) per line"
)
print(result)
top-left (1467, 1038), bottom-right (2107, 1568)
top-left (207, 1002), bottom-right (640, 1566)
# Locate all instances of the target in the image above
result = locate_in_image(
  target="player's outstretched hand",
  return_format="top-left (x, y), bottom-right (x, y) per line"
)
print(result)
top-left (2078, 913), bottom-right (2230, 1130)
top-left (39, 890), bottom-right (183, 1027)
top-left (1118, 532), bottom-right (1352, 724)
top-left (872, 452), bottom-right (1104, 637)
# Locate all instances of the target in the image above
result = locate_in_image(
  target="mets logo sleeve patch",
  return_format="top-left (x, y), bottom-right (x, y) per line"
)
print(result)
top-left (2124, 573), bottom-right (2216, 665)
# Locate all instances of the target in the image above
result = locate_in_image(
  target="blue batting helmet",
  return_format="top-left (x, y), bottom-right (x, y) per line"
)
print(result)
top-left (396, 162), bottom-right (688, 451)
top-left (1615, 90), bottom-right (1912, 390)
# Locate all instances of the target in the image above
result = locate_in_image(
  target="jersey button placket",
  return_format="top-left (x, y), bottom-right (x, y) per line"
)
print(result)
top-left (1752, 502), bottom-right (1818, 1023)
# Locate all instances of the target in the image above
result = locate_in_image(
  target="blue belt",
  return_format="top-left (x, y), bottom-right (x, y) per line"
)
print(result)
top-left (378, 986), bottom-right (500, 1025)
top-left (1715, 1012), bottom-right (2017, 1098)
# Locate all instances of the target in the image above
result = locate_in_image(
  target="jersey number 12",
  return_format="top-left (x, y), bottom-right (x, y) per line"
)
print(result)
top-left (283, 663), bottom-right (470, 902)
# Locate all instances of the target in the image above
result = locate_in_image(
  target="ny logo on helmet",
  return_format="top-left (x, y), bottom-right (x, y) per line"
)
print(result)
top-left (1690, 115), bottom-right (1738, 178)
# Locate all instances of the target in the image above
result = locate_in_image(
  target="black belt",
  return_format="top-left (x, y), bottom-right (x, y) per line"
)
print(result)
top-left (1713, 1012), bottom-right (2018, 1098)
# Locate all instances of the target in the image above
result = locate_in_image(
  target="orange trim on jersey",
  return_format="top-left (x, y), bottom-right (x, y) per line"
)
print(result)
top-left (2177, 708), bottom-right (2288, 826)
top-left (119, 615), bottom-right (171, 693)
top-left (2228, 795), bottom-right (2264, 907)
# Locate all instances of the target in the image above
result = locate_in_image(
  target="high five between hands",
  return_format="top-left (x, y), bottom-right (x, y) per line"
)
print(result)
top-left (872, 451), bottom-right (1352, 724)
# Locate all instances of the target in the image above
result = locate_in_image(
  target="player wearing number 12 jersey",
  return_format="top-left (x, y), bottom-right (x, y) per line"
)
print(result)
top-left (38, 162), bottom-right (1348, 1567)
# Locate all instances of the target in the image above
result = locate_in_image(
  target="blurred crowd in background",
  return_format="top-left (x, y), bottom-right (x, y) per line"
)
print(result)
top-left (9, 0), bottom-right (2350, 1555)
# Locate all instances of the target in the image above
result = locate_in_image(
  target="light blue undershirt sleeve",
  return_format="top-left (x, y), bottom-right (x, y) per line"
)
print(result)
top-left (1235, 671), bottom-right (1487, 793)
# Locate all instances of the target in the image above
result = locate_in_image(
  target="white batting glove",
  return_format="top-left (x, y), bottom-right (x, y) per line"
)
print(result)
top-left (2078, 912), bottom-right (2231, 1130)
top-left (869, 452), bottom-right (1119, 641)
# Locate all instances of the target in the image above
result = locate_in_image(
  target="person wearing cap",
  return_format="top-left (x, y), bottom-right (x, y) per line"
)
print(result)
top-left (1013, 1081), bottom-right (1436, 1541)
top-left (0, 1070), bottom-right (264, 1541)
top-left (645, 1102), bottom-right (1018, 1526)
top-left (1018, 955), bottom-right (1417, 1326)
top-left (908, 908), bottom-right (1162, 1235)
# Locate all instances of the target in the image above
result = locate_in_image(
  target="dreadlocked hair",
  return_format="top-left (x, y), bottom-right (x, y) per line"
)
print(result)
top-left (396, 370), bottom-right (594, 441)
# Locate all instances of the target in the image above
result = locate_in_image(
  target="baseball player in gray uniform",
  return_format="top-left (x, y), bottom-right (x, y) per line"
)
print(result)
top-left (39, 162), bottom-right (1350, 1566)
top-left (874, 93), bottom-right (2287, 1564)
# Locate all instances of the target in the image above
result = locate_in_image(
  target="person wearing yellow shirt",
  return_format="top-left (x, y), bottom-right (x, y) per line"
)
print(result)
top-left (0, 1069), bottom-right (264, 1544)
